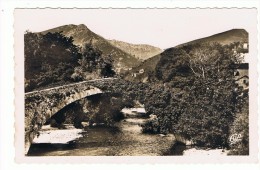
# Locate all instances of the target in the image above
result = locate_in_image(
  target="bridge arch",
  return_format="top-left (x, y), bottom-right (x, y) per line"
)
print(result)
top-left (25, 82), bottom-right (103, 154)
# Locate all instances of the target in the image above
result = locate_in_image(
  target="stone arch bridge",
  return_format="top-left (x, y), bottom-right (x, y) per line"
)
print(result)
top-left (24, 78), bottom-right (118, 154)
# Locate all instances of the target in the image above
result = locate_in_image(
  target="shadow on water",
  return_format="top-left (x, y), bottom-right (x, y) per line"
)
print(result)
top-left (27, 141), bottom-right (77, 156)
top-left (27, 126), bottom-right (122, 156)
top-left (75, 125), bottom-right (124, 148)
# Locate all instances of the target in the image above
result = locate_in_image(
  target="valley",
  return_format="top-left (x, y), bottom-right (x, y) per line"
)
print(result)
top-left (24, 24), bottom-right (249, 156)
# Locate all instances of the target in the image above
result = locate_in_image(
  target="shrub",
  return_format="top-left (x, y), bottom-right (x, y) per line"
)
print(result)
top-left (228, 93), bottom-right (249, 155)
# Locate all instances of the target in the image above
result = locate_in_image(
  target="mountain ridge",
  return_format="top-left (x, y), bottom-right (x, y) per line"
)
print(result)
top-left (108, 39), bottom-right (162, 61)
top-left (39, 24), bottom-right (140, 73)
top-left (124, 28), bottom-right (248, 83)
top-left (175, 29), bottom-right (248, 48)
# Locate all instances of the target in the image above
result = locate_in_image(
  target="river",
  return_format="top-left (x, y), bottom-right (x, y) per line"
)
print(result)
top-left (27, 108), bottom-right (227, 156)
top-left (27, 108), bottom-right (176, 156)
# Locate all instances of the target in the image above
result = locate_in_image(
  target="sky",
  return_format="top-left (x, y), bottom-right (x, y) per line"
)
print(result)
top-left (15, 8), bottom-right (256, 49)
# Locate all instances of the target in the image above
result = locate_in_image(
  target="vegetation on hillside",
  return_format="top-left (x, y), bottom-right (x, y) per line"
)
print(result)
top-left (71, 44), bottom-right (115, 81)
top-left (25, 31), bottom-right (115, 92)
top-left (40, 24), bottom-right (141, 72)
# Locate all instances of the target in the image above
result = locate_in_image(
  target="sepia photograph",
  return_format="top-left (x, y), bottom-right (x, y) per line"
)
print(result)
top-left (14, 8), bottom-right (257, 160)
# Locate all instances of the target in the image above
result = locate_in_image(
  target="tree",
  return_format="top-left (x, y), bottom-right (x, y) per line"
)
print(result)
top-left (142, 84), bottom-right (181, 134)
top-left (71, 44), bottom-right (115, 81)
top-left (142, 43), bottom-right (246, 148)
top-left (100, 54), bottom-right (116, 77)
top-left (24, 31), bottom-right (81, 91)
top-left (173, 43), bottom-right (241, 147)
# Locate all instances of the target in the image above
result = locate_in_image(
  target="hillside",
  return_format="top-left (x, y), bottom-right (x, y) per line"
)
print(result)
top-left (40, 24), bottom-right (140, 73)
top-left (108, 39), bottom-right (162, 61)
top-left (25, 31), bottom-right (82, 92)
top-left (124, 54), bottom-right (162, 83)
top-left (125, 29), bottom-right (248, 83)
top-left (176, 29), bottom-right (248, 48)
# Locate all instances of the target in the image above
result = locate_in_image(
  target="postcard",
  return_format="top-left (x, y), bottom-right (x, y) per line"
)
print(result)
top-left (14, 8), bottom-right (258, 163)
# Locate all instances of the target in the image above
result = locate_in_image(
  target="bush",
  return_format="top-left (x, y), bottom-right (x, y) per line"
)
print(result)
top-left (228, 93), bottom-right (249, 155)
top-left (141, 118), bottom-right (160, 133)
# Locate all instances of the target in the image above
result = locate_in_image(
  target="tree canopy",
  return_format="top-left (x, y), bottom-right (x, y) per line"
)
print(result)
top-left (25, 31), bottom-right (116, 92)
top-left (142, 42), bottom-right (248, 148)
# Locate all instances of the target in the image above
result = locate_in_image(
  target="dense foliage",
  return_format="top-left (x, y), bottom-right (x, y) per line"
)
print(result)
top-left (174, 43), bottom-right (238, 147)
top-left (228, 91), bottom-right (249, 155)
top-left (25, 31), bottom-right (81, 92)
top-left (25, 31), bottom-right (115, 92)
top-left (71, 44), bottom-right (115, 81)
top-left (142, 85), bottom-right (180, 134)
top-left (142, 43), bottom-right (248, 149)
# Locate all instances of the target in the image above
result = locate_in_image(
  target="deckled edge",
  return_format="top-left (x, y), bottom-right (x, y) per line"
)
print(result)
top-left (13, 7), bottom-right (259, 164)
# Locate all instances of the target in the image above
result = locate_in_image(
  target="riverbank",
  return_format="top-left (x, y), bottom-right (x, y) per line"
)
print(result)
top-left (32, 124), bottom-right (83, 144)
top-left (183, 148), bottom-right (228, 156)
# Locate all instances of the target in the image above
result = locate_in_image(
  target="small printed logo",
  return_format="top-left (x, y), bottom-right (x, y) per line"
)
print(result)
top-left (229, 133), bottom-right (242, 145)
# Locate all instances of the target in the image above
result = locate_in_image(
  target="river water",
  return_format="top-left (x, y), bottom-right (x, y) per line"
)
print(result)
top-left (27, 108), bottom-right (228, 156)
top-left (28, 108), bottom-right (176, 156)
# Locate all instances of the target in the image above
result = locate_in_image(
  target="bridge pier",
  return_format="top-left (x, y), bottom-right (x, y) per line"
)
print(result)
top-left (24, 132), bottom-right (32, 155)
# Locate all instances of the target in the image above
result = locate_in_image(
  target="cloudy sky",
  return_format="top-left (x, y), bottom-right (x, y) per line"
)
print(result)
top-left (15, 8), bottom-right (256, 49)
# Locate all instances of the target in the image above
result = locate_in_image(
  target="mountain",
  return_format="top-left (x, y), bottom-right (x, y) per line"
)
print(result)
top-left (176, 29), bottom-right (248, 48)
top-left (125, 29), bottom-right (248, 83)
top-left (108, 39), bottom-right (162, 61)
top-left (40, 24), bottom-right (141, 73)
